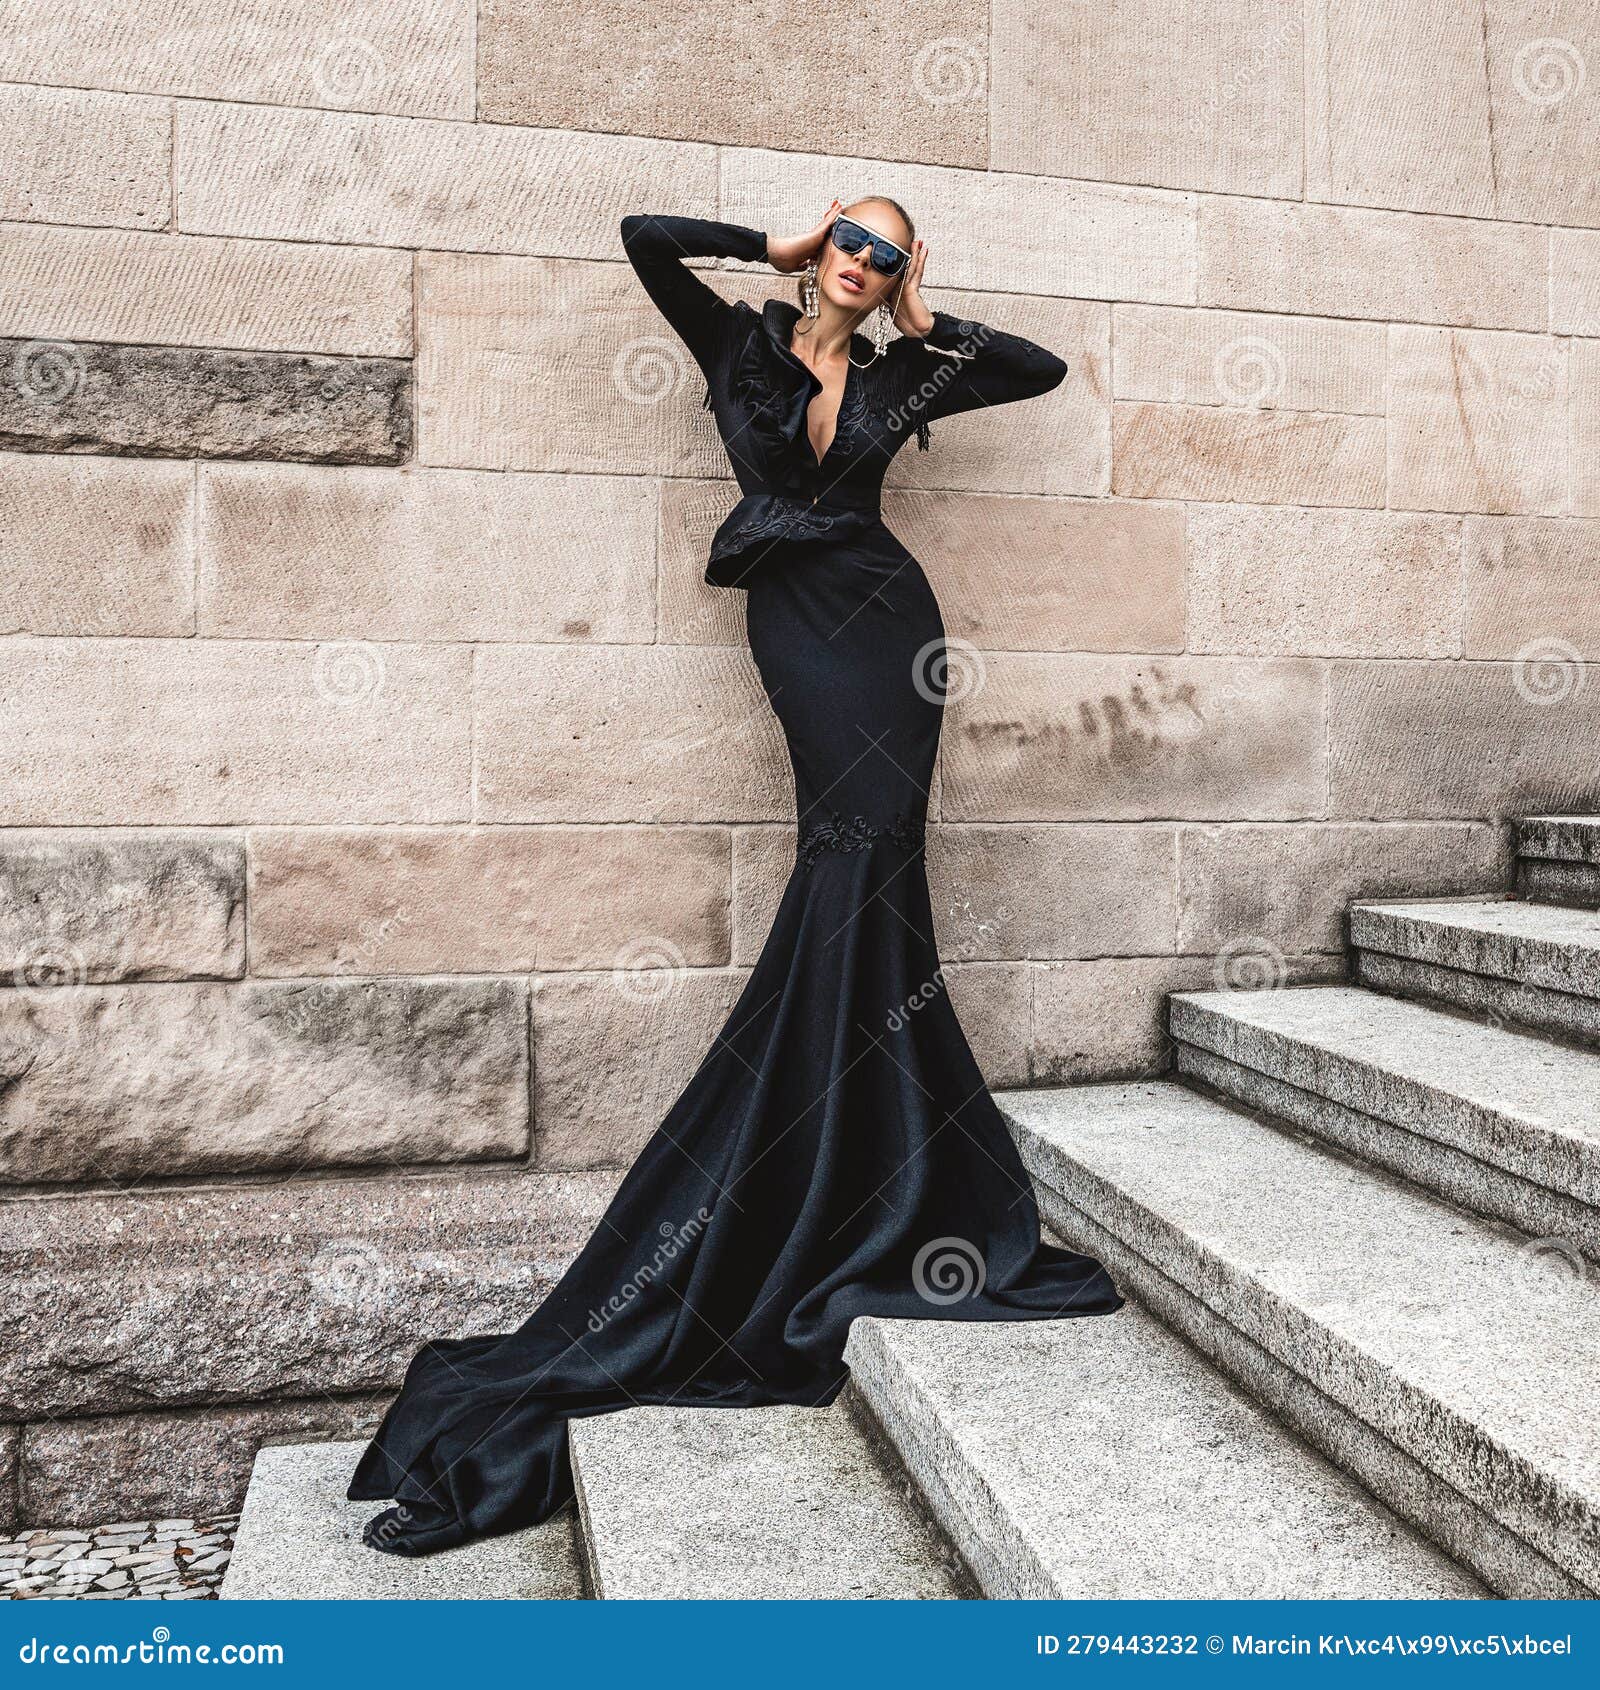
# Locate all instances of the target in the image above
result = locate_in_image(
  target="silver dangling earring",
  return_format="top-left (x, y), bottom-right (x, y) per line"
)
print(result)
top-left (872, 303), bottom-right (892, 359)
top-left (802, 262), bottom-right (819, 318)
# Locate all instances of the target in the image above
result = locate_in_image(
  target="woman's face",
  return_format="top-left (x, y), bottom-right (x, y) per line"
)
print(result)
top-left (817, 200), bottom-right (912, 315)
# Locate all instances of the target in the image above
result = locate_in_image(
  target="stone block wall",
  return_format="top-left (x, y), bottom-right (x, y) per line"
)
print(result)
top-left (2, 0), bottom-right (1596, 1526)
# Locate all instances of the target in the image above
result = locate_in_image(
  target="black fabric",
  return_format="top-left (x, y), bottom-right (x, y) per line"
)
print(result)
top-left (348, 215), bottom-right (1121, 1556)
top-left (612, 214), bottom-right (1070, 587)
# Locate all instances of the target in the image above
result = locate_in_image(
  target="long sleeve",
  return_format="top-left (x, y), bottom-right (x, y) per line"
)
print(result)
top-left (896, 310), bottom-right (1068, 428)
top-left (619, 214), bottom-right (768, 369)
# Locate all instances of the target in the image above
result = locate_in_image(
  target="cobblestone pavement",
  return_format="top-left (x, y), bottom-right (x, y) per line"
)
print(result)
top-left (0, 1516), bottom-right (238, 1599)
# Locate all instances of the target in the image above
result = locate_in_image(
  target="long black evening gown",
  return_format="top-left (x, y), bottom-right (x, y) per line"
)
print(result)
top-left (349, 215), bottom-right (1122, 1555)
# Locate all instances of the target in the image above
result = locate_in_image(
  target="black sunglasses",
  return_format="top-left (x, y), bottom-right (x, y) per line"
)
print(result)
top-left (830, 215), bottom-right (911, 277)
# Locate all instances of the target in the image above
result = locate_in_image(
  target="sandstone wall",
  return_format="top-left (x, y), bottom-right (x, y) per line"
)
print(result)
top-left (2, 0), bottom-right (1596, 1525)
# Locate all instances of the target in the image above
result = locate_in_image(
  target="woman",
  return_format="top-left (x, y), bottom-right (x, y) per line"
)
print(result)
top-left (350, 198), bottom-right (1123, 1556)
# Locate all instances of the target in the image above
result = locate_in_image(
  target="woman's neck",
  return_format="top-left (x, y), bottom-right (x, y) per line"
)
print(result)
top-left (795, 299), bottom-right (861, 363)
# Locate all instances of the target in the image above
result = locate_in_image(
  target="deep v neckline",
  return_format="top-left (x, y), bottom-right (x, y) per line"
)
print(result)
top-left (794, 343), bottom-right (853, 468)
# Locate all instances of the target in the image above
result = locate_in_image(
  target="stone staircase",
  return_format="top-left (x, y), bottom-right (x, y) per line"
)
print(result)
top-left (222, 816), bottom-right (1598, 1601)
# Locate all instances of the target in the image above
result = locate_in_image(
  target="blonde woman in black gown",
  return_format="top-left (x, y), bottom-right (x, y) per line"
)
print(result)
top-left (351, 197), bottom-right (1122, 1555)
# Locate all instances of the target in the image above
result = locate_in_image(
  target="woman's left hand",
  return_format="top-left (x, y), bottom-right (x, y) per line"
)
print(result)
top-left (892, 240), bottom-right (934, 338)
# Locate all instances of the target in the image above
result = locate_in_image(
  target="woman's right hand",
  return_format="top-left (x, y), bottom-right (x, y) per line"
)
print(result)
top-left (766, 200), bottom-right (839, 274)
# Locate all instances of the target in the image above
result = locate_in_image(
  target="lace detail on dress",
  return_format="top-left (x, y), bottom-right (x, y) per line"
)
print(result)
top-left (797, 810), bottom-right (926, 870)
top-left (724, 499), bottom-right (838, 548)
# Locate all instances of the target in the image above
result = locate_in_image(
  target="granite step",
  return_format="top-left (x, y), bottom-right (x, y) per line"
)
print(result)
top-left (844, 1307), bottom-right (1481, 1600)
top-left (1170, 985), bottom-right (1600, 1262)
top-left (570, 1402), bottom-right (965, 1599)
top-left (998, 1080), bottom-right (1600, 1598)
top-left (1519, 816), bottom-right (1600, 909)
top-left (219, 1441), bottom-right (583, 1600)
top-left (1352, 896), bottom-right (1600, 1047)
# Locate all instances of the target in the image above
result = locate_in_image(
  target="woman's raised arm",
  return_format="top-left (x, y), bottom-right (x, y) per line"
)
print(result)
top-left (896, 311), bottom-right (1069, 425)
top-left (619, 214), bottom-right (767, 367)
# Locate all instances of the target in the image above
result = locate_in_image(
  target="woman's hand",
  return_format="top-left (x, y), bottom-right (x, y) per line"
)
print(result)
top-left (892, 240), bottom-right (934, 337)
top-left (766, 200), bottom-right (839, 274)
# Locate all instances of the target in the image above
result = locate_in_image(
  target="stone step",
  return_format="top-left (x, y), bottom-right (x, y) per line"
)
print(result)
top-left (844, 1308), bottom-right (1481, 1600)
top-left (219, 1441), bottom-right (583, 1600)
top-left (1352, 896), bottom-right (1600, 1047)
top-left (1170, 985), bottom-right (1600, 1261)
top-left (1, 1165), bottom-right (616, 1422)
top-left (1, 1166), bottom-right (614, 1526)
top-left (569, 1403), bottom-right (964, 1599)
top-left (998, 1080), bottom-right (1600, 1598)
top-left (1519, 816), bottom-right (1600, 909)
